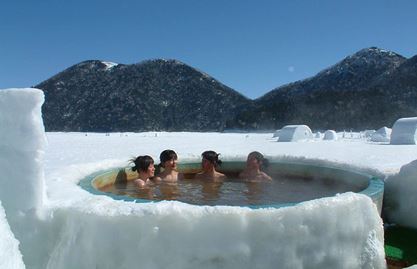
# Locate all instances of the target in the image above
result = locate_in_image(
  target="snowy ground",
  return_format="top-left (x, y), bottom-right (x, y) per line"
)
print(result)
top-left (44, 131), bottom-right (417, 180)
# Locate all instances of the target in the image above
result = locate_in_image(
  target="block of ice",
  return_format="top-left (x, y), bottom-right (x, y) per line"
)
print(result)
top-left (0, 88), bottom-right (46, 215)
top-left (385, 159), bottom-right (417, 228)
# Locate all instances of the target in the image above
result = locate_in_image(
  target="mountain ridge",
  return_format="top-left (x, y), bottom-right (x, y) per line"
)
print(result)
top-left (36, 47), bottom-right (417, 132)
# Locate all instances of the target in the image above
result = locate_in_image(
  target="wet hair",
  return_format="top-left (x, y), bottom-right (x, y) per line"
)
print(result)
top-left (248, 151), bottom-right (269, 171)
top-left (131, 155), bottom-right (154, 173)
top-left (202, 150), bottom-right (222, 167)
top-left (159, 149), bottom-right (178, 167)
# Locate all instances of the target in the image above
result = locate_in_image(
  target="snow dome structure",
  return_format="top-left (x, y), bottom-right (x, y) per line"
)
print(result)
top-left (277, 125), bottom-right (313, 142)
top-left (390, 117), bottom-right (417, 145)
top-left (0, 88), bottom-right (388, 269)
top-left (323, 130), bottom-right (338, 140)
top-left (371, 127), bottom-right (391, 143)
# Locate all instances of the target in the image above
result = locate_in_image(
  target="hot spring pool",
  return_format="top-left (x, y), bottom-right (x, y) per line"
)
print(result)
top-left (79, 161), bottom-right (384, 211)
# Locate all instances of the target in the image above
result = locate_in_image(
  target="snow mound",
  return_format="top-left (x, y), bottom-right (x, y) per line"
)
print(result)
top-left (390, 117), bottom-right (417, 145)
top-left (277, 125), bottom-right (313, 142)
top-left (0, 201), bottom-right (25, 269)
top-left (363, 130), bottom-right (376, 139)
top-left (272, 129), bottom-right (281, 138)
top-left (385, 159), bottom-right (417, 228)
top-left (371, 127), bottom-right (391, 143)
top-left (323, 130), bottom-right (338, 140)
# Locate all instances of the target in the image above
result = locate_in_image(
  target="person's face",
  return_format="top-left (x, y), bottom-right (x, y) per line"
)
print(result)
top-left (202, 158), bottom-right (212, 170)
top-left (163, 158), bottom-right (177, 170)
top-left (246, 154), bottom-right (260, 169)
top-left (147, 163), bottom-right (155, 177)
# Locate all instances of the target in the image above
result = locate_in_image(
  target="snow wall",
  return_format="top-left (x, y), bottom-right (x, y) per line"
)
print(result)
top-left (385, 159), bottom-right (417, 228)
top-left (0, 201), bottom-right (25, 269)
top-left (0, 88), bottom-right (387, 269)
top-left (0, 88), bottom-right (46, 216)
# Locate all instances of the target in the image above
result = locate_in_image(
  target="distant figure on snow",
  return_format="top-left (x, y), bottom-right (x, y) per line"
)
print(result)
top-left (154, 149), bottom-right (184, 182)
top-left (239, 151), bottom-right (272, 182)
top-left (195, 150), bottom-right (226, 181)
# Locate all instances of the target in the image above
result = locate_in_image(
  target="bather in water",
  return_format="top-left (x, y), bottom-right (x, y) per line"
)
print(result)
top-left (194, 150), bottom-right (226, 182)
top-left (239, 151), bottom-right (272, 182)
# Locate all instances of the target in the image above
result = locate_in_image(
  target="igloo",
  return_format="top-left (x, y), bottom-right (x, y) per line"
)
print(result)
top-left (323, 130), bottom-right (338, 141)
top-left (390, 117), bottom-right (417, 145)
top-left (371, 127), bottom-right (391, 143)
top-left (277, 125), bottom-right (313, 142)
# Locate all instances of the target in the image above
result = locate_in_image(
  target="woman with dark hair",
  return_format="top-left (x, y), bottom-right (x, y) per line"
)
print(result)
top-left (154, 149), bottom-right (184, 182)
top-left (131, 155), bottom-right (156, 188)
top-left (239, 151), bottom-right (272, 182)
top-left (195, 150), bottom-right (226, 181)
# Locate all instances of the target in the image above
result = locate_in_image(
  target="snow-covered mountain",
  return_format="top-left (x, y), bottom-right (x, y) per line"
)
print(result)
top-left (232, 47), bottom-right (416, 130)
top-left (36, 47), bottom-right (417, 131)
top-left (36, 59), bottom-right (250, 132)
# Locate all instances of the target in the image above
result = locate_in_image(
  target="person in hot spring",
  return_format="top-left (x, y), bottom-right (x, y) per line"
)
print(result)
top-left (154, 149), bottom-right (184, 182)
top-left (239, 151), bottom-right (272, 182)
top-left (131, 155), bottom-right (156, 188)
top-left (195, 150), bottom-right (226, 181)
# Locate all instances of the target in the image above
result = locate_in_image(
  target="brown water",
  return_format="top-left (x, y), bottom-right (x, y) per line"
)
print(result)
top-left (99, 173), bottom-right (363, 207)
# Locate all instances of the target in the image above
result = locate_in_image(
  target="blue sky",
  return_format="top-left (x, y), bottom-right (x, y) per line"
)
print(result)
top-left (1, 0), bottom-right (416, 99)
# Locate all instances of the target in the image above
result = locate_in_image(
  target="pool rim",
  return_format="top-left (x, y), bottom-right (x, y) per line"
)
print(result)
top-left (78, 160), bottom-right (384, 209)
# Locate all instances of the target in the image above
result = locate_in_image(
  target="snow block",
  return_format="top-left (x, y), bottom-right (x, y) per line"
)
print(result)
top-left (390, 117), bottom-right (417, 145)
top-left (0, 88), bottom-right (46, 215)
top-left (277, 125), bottom-right (313, 142)
top-left (385, 159), bottom-right (417, 229)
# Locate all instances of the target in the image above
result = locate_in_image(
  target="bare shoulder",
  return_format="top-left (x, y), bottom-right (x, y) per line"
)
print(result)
top-left (134, 179), bottom-right (145, 187)
top-left (259, 171), bottom-right (272, 181)
top-left (153, 176), bottom-right (162, 182)
top-left (217, 172), bottom-right (227, 180)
